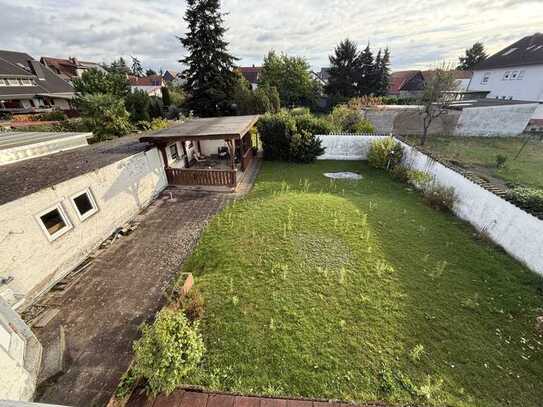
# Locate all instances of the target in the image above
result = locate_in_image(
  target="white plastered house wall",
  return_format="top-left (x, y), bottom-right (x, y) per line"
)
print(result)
top-left (468, 64), bottom-right (543, 102)
top-left (0, 148), bottom-right (167, 309)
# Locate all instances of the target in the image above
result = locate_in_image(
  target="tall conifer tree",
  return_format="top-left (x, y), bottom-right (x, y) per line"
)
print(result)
top-left (180, 0), bottom-right (238, 116)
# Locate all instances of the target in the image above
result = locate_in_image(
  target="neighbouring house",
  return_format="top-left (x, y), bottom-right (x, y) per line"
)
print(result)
top-left (40, 56), bottom-right (106, 82)
top-left (128, 74), bottom-right (165, 97)
top-left (388, 70), bottom-right (425, 98)
top-left (468, 33), bottom-right (543, 102)
top-left (316, 67), bottom-right (331, 85)
top-left (163, 69), bottom-right (185, 87)
top-left (238, 66), bottom-right (262, 90)
top-left (0, 50), bottom-right (75, 114)
top-left (388, 69), bottom-right (472, 98)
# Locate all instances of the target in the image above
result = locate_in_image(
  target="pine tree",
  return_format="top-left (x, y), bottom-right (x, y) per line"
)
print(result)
top-left (357, 44), bottom-right (374, 96)
top-left (180, 0), bottom-right (238, 117)
top-left (131, 56), bottom-right (144, 77)
top-left (108, 57), bottom-right (130, 75)
top-left (325, 39), bottom-right (361, 101)
top-left (457, 42), bottom-right (487, 70)
top-left (375, 47), bottom-right (391, 96)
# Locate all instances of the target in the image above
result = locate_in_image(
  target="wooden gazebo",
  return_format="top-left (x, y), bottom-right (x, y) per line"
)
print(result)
top-left (140, 115), bottom-right (259, 189)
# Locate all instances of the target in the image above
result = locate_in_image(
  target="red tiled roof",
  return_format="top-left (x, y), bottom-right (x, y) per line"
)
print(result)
top-left (388, 70), bottom-right (420, 94)
top-left (238, 66), bottom-right (262, 84)
top-left (128, 75), bottom-right (163, 86)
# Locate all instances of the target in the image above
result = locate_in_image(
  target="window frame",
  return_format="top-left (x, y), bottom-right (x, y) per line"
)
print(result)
top-left (481, 72), bottom-right (491, 84)
top-left (35, 203), bottom-right (73, 241)
top-left (510, 71), bottom-right (518, 80)
top-left (517, 70), bottom-right (525, 80)
top-left (502, 71), bottom-right (511, 80)
top-left (70, 188), bottom-right (99, 221)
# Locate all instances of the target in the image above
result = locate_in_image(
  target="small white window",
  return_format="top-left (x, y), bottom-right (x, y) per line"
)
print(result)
top-left (481, 72), bottom-right (491, 84)
top-left (7, 79), bottom-right (19, 86)
top-left (510, 71), bottom-right (518, 80)
top-left (517, 71), bottom-right (525, 80)
top-left (36, 204), bottom-right (72, 241)
top-left (503, 71), bottom-right (510, 80)
top-left (70, 189), bottom-right (98, 221)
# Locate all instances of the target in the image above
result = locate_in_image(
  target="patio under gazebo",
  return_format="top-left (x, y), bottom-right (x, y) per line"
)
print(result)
top-left (140, 115), bottom-right (259, 190)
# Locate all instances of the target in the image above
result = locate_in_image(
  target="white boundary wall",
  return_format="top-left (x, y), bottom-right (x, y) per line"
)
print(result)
top-left (317, 135), bottom-right (543, 275)
top-left (0, 148), bottom-right (168, 309)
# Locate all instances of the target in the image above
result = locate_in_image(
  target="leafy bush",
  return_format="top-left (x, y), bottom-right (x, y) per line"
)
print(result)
top-left (132, 309), bottom-right (205, 395)
top-left (149, 97), bottom-right (164, 119)
top-left (35, 111), bottom-right (67, 121)
top-left (496, 154), bottom-right (508, 169)
top-left (289, 107), bottom-right (311, 116)
top-left (423, 184), bottom-right (458, 212)
top-left (125, 90), bottom-right (151, 123)
top-left (294, 113), bottom-right (337, 135)
top-left (257, 111), bottom-right (324, 162)
top-left (368, 137), bottom-right (404, 170)
top-left (289, 130), bottom-right (325, 163)
top-left (13, 119), bottom-right (90, 133)
top-left (161, 86), bottom-right (171, 106)
top-left (391, 165), bottom-right (410, 183)
top-left (179, 288), bottom-right (205, 322)
top-left (78, 93), bottom-right (132, 140)
top-left (257, 111), bottom-right (296, 160)
top-left (329, 104), bottom-right (374, 133)
top-left (150, 118), bottom-right (170, 130)
top-left (73, 68), bottom-right (130, 99)
top-left (507, 186), bottom-right (543, 212)
top-left (407, 169), bottom-right (433, 189)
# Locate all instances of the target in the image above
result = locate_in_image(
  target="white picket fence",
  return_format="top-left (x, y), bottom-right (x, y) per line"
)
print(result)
top-left (316, 134), bottom-right (543, 276)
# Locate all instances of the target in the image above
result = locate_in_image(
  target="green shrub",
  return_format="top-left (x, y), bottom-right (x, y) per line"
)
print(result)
top-left (506, 186), bottom-right (543, 212)
top-left (407, 169), bottom-right (433, 189)
top-left (289, 130), bottom-right (325, 163)
top-left (150, 118), bottom-right (170, 130)
top-left (294, 113), bottom-right (337, 135)
top-left (14, 119), bottom-right (90, 133)
top-left (125, 90), bottom-right (151, 123)
top-left (289, 107), bottom-right (311, 116)
top-left (496, 154), bottom-right (508, 169)
top-left (35, 111), bottom-right (67, 121)
top-left (179, 288), bottom-right (205, 322)
top-left (368, 137), bottom-right (404, 170)
top-left (115, 368), bottom-right (138, 399)
top-left (329, 104), bottom-right (374, 134)
top-left (257, 111), bottom-right (296, 160)
top-left (423, 184), bottom-right (458, 212)
top-left (391, 165), bottom-right (410, 183)
top-left (132, 309), bottom-right (205, 395)
top-left (78, 93), bottom-right (132, 140)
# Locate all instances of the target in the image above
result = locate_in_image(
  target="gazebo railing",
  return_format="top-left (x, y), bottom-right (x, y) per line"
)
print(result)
top-left (166, 167), bottom-right (236, 187)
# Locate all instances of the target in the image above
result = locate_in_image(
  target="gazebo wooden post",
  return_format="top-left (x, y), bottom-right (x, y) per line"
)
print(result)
top-left (226, 138), bottom-right (236, 170)
top-left (158, 143), bottom-right (169, 168)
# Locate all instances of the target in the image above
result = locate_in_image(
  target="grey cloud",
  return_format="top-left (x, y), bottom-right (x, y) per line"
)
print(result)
top-left (0, 0), bottom-right (541, 71)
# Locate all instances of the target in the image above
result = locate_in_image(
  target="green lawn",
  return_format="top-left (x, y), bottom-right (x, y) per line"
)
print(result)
top-left (403, 135), bottom-right (543, 189)
top-left (182, 161), bottom-right (543, 407)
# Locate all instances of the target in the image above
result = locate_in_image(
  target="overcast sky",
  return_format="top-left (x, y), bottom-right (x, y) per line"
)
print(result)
top-left (1, 0), bottom-right (542, 72)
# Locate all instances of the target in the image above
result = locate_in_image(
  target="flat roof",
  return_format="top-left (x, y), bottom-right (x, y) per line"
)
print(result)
top-left (0, 131), bottom-right (92, 150)
top-left (0, 135), bottom-right (152, 206)
top-left (140, 115), bottom-right (259, 143)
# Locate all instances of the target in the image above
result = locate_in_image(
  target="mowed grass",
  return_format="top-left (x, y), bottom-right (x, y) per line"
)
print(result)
top-left (403, 135), bottom-right (543, 189)
top-left (182, 161), bottom-right (543, 407)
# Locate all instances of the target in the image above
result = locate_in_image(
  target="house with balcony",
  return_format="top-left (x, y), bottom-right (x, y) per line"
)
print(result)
top-left (0, 50), bottom-right (75, 115)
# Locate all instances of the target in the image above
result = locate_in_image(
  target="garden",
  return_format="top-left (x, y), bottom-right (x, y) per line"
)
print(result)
top-left (124, 148), bottom-right (543, 406)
